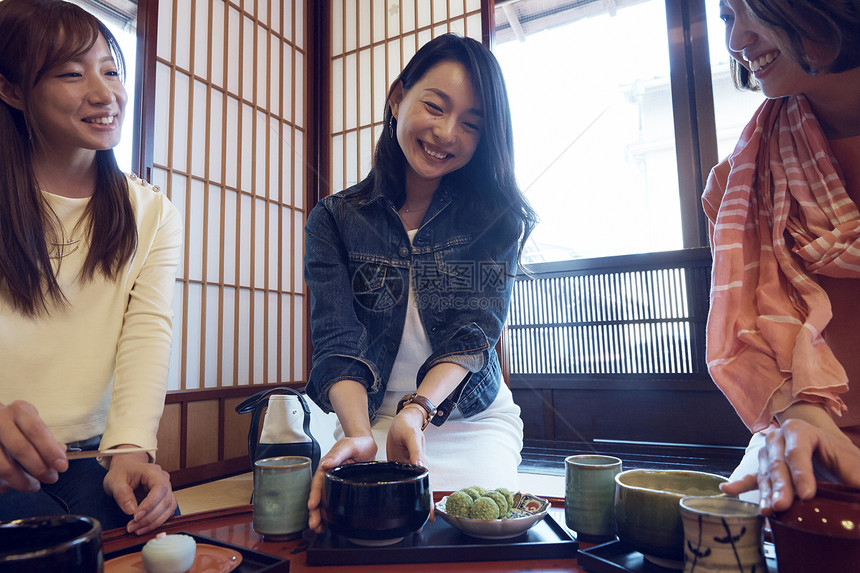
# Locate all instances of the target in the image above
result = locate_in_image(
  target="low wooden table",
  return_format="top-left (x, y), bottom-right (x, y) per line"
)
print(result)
top-left (102, 496), bottom-right (594, 572)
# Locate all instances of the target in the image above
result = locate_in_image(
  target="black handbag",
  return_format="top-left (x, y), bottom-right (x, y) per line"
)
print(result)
top-left (235, 386), bottom-right (321, 474)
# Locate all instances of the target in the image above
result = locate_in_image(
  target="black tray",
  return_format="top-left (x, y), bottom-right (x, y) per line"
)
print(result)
top-left (577, 539), bottom-right (778, 573)
top-left (103, 531), bottom-right (290, 572)
top-left (306, 512), bottom-right (577, 566)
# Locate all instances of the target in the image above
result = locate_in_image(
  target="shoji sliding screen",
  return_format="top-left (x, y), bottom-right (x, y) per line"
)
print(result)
top-left (153, 1), bottom-right (307, 390)
top-left (329, 0), bottom-right (483, 195)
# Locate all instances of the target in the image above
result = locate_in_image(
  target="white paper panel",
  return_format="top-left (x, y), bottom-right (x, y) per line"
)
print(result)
top-left (402, 0), bottom-right (416, 33)
top-left (281, 122), bottom-right (294, 204)
top-left (257, 24), bottom-right (268, 107)
top-left (387, 0), bottom-right (400, 36)
top-left (450, 0), bottom-right (465, 18)
top-left (187, 179), bottom-right (205, 281)
top-left (359, 0), bottom-right (371, 48)
top-left (417, 0), bottom-right (432, 28)
top-left (294, 52), bottom-right (304, 128)
top-left (270, 35), bottom-right (281, 117)
top-left (241, 103), bottom-right (254, 193)
top-left (254, 197), bottom-right (267, 287)
top-left (256, 110), bottom-right (268, 197)
top-left (360, 126), bottom-right (373, 180)
top-left (280, 294), bottom-right (292, 382)
top-left (295, 0), bottom-right (304, 49)
top-left (204, 285), bottom-right (220, 387)
top-left (373, 44), bottom-right (387, 124)
top-left (271, 0), bottom-right (281, 36)
top-left (243, 17), bottom-right (254, 99)
top-left (345, 0), bottom-right (356, 53)
top-left (332, 57), bottom-right (343, 133)
top-left (387, 39), bottom-right (401, 88)
top-left (285, 0), bottom-right (295, 44)
top-left (194, 0), bottom-right (209, 80)
top-left (227, 7), bottom-right (241, 95)
top-left (417, 29), bottom-right (431, 52)
top-left (331, 133), bottom-right (344, 194)
top-left (211, 1), bottom-right (225, 88)
top-left (151, 167), bottom-right (169, 201)
top-left (257, 0), bottom-right (268, 26)
top-left (344, 53), bottom-right (357, 131)
top-left (236, 289), bottom-right (251, 385)
top-left (359, 48), bottom-right (372, 127)
top-left (372, 0), bottom-right (385, 43)
top-left (206, 184), bottom-right (222, 283)
top-left (245, 0), bottom-right (255, 18)
top-left (171, 71), bottom-right (189, 171)
top-left (268, 291), bottom-right (279, 382)
top-left (268, 202), bottom-right (280, 290)
top-left (293, 295), bottom-right (304, 380)
top-left (332, 0), bottom-right (343, 56)
top-left (208, 90), bottom-right (224, 184)
top-left (156, 0), bottom-right (173, 60)
top-left (225, 96), bottom-right (239, 188)
top-left (167, 281), bottom-right (184, 390)
top-left (191, 80), bottom-right (208, 178)
top-left (293, 130), bottom-right (304, 209)
top-left (293, 210), bottom-right (303, 289)
top-left (185, 282), bottom-right (202, 389)
top-left (403, 34), bottom-right (418, 70)
top-left (223, 188), bottom-right (238, 284)
top-left (254, 290), bottom-right (265, 383)
top-left (433, 0), bottom-right (448, 22)
top-left (221, 286), bottom-right (236, 384)
top-left (345, 130), bottom-right (358, 188)
top-left (281, 206), bottom-right (292, 290)
top-left (153, 63), bottom-right (171, 166)
top-left (466, 13), bottom-right (481, 40)
top-left (466, 0), bottom-right (481, 12)
top-left (239, 193), bottom-right (252, 287)
top-left (448, 17), bottom-right (465, 38)
top-left (269, 117), bottom-right (282, 202)
top-left (283, 47), bottom-right (294, 123)
top-left (175, 0), bottom-right (191, 70)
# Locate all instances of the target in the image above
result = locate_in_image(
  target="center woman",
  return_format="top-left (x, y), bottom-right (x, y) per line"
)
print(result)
top-left (305, 34), bottom-right (535, 530)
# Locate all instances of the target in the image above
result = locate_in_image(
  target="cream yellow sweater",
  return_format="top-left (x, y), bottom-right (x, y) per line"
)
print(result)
top-left (0, 174), bottom-right (182, 453)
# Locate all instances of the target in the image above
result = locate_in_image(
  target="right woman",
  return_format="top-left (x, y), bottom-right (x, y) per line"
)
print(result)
top-left (705, 0), bottom-right (860, 514)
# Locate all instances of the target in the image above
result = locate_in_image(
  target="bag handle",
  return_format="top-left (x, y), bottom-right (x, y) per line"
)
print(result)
top-left (235, 386), bottom-right (320, 467)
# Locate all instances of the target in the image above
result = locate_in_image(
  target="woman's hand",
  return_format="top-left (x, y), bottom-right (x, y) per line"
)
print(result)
top-left (0, 401), bottom-right (67, 493)
top-left (102, 448), bottom-right (177, 535)
top-left (306, 435), bottom-right (377, 533)
top-left (721, 419), bottom-right (860, 514)
top-left (386, 405), bottom-right (427, 467)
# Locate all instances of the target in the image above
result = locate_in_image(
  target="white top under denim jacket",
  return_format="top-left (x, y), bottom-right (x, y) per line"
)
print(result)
top-left (304, 175), bottom-right (519, 424)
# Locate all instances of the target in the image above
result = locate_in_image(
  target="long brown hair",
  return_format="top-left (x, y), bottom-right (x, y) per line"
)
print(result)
top-left (0, 0), bottom-right (137, 316)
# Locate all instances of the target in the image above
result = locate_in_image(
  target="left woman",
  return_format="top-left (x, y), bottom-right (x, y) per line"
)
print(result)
top-left (0, 0), bottom-right (182, 534)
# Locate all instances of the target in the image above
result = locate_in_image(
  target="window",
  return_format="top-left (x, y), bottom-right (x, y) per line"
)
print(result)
top-left (494, 0), bottom-right (764, 263)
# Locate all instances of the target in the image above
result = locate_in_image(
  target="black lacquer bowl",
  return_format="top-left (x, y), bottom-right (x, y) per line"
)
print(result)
top-left (323, 461), bottom-right (431, 546)
top-left (0, 515), bottom-right (102, 572)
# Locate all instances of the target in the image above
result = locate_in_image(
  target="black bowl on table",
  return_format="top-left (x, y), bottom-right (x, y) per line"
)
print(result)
top-left (0, 515), bottom-right (102, 572)
top-left (323, 461), bottom-right (431, 546)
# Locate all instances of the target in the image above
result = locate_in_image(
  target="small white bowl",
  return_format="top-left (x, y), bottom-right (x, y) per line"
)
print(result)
top-left (435, 495), bottom-right (549, 540)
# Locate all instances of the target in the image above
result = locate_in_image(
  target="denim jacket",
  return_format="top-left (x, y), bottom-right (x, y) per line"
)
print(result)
top-left (304, 176), bottom-right (518, 423)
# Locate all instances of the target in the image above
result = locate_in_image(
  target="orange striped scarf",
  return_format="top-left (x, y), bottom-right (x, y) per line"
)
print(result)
top-left (703, 95), bottom-right (860, 432)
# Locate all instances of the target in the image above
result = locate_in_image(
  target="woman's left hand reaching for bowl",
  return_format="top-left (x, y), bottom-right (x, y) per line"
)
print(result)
top-left (307, 435), bottom-right (377, 533)
top-left (102, 446), bottom-right (177, 535)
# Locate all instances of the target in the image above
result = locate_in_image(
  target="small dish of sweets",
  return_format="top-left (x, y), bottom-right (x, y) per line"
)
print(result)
top-left (435, 486), bottom-right (549, 540)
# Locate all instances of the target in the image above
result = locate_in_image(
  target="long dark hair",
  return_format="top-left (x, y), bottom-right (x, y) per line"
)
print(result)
top-left (732, 0), bottom-right (860, 89)
top-left (0, 0), bottom-right (137, 316)
top-left (360, 33), bottom-right (536, 263)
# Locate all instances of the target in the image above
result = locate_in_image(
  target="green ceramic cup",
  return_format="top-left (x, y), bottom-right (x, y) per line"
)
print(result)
top-left (252, 455), bottom-right (312, 541)
top-left (565, 454), bottom-right (623, 537)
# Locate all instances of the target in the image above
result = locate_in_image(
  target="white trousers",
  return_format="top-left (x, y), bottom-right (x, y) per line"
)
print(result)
top-left (335, 383), bottom-right (524, 492)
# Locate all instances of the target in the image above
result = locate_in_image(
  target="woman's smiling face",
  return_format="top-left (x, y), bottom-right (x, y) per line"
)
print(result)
top-left (719, 0), bottom-right (831, 99)
top-left (28, 34), bottom-right (126, 158)
top-left (390, 60), bottom-right (483, 191)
